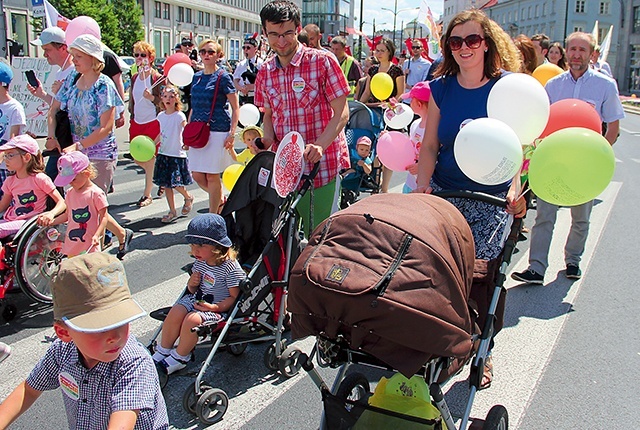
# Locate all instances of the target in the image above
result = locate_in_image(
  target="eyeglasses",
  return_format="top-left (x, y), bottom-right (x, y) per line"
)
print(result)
top-left (3, 152), bottom-right (22, 160)
top-left (133, 53), bottom-right (147, 58)
top-left (266, 30), bottom-right (296, 40)
top-left (199, 49), bottom-right (216, 56)
top-left (448, 34), bottom-right (485, 51)
top-left (411, 46), bottom-right (422, 50)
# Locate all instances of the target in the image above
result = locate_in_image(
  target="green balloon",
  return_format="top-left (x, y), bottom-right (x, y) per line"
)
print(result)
top-left (529, 127), bottom-right (615, 206)
top-left (130, 135), bottom-right (156, 162)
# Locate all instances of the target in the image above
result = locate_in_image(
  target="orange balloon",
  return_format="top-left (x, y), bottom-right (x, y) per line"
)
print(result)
top-left (532, 63), bottom-right (565, 87)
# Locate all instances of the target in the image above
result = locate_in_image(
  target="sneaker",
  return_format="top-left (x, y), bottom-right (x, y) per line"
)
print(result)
top-left (152, 350), bottom-right (169, 363)
top-left (123, 152), bottom-right (134, 160)
top-left (511, 269), bottom-right (544, 284)
top-left (566, 264), bottom-right (582, 279)
top-left (0, 342), bottom-right (11, 364)
top-left (159, 355), bottom-right (188, 375)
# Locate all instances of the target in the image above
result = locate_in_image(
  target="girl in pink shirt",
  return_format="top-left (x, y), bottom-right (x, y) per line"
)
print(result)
top-left (0, 135), bottom-right (65, 238)
top-left (42, 152), bottom-right (109, 257)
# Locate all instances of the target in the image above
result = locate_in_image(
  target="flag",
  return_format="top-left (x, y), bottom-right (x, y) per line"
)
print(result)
top-left (599, 25), bottom-right (613, 62)
top-left (44, 0), bottom-right (69, 29)
top-left (480, 0), bottom-right (498, 9)
top-left (592, 20), bottom-right (599, 44)
top-left (417, 1), bottom-right (440, 56)
top-left (346, 27), bottom-right (367, 37)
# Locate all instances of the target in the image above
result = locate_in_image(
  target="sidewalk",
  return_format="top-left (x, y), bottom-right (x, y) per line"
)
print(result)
top-left (620, 95), bottom-right (640, 115)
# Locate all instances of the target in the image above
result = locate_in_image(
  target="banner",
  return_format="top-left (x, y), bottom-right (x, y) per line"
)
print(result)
top-left (599, 25), bottom-right (613, 62)
top-left (417, 0), bottom-right (441, 59)
top-left (11, 57), bottom-right (60, 137)
top-left (44, 0), bottom-right (69, 29)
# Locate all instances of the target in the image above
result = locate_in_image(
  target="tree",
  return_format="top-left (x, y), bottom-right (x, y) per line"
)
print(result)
top-left (111, 0), bottom-right (144, 55)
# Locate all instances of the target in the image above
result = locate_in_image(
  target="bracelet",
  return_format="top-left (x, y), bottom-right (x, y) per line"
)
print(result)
top-left (46, 136), bottom-right (56, 141)
top-left (76, 141), bottom-right (85, 150)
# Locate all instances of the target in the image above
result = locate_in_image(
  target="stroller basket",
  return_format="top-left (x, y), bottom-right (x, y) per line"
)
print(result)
top-left (322, 389), bottom-right (442, 430)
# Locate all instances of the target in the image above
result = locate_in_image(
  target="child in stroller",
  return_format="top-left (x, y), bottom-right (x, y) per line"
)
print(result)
top-left (152, 214), bottom-right (245, 375)
top-left (340, 136), bottom-right (373, 190)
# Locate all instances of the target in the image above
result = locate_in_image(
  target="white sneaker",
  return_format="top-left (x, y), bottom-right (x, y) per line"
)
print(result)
top-left (151, 350), bottom-right (169, 363)
top-left (0, 342), bottom-right (11, 364)
top-left (160, 355), bottom-right (187, 375)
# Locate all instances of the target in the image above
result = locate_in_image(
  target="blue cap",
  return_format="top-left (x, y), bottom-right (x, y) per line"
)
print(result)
top-left (0, 62), bottom-right (13, 85)
top-left (186, 214), bottom-right (232, 248)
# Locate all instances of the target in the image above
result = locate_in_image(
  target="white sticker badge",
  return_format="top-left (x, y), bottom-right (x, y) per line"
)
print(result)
top-left (59, 372), bottom-right (80, 401)
top-left (292, 77), bottom-right (305, 93)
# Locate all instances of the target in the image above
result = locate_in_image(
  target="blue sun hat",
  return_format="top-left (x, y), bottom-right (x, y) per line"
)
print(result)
top-left (186, 214), bottom-right (232, 248)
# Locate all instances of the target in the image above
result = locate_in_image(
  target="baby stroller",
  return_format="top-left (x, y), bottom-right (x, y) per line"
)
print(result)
top-left (340, 101), bottom-right (384, 208)
top-left (148, 151), bottom-right (319, 425)
top-left (287, 192), bottom-right (521, 429)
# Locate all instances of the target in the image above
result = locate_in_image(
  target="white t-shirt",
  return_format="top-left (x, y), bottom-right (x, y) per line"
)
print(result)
top-left (132, 75), bottom-right (157, 124)
top-left (55, 65), bottom-right (75, 82)
top-left (0, 98), bottom-right (26, 143)
top-left (157, 111), bottom-right (187, 158)
top-left (233, 56), bottom-right (263, 96)
top-left (405, 118), bottom-right (426, 191)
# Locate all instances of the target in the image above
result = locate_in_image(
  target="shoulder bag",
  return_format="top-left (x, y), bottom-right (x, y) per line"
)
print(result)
top-left (54, 73), bottom-right (82, 150)
top-left (182, 70), bottom-right (222, 149)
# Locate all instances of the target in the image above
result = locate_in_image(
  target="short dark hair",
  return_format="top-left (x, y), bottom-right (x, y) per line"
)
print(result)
top-left (531, 33), bottom-right (550, 50)
top-left (297, 29), bottom-right (309, 45)
top-left (260, 0), bottom-right (301, 29)
top-left (330, 35), bottom-right (346, 48)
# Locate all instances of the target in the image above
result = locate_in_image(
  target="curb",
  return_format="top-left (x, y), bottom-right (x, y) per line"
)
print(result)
top-left (623, 104), bottom-right (640, 115)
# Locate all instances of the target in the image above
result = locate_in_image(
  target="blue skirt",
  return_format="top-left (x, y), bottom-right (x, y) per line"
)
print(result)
top-left (153, 154), bottom-right (193, 188)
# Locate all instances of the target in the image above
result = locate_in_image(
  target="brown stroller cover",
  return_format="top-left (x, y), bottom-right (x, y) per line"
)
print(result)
top-left (289, 193), bottom-right (476, 377)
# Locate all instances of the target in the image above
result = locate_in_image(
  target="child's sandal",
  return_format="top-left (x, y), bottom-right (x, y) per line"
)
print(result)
top-left (161, 212), bottom-right (178, 223)
top-left (181, 195), bottom-right (194, 215)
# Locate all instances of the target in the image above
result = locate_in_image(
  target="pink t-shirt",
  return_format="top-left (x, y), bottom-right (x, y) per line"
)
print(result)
top-left (1, 173), bottom-right (55, 221)
top-left (62, 183), bottom-right (108, 257)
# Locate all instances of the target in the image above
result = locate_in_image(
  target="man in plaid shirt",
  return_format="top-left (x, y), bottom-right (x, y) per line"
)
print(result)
top-left (0, 254), bottom-right (168, 429)
top-left (255, 0), bottom-right (350, 234)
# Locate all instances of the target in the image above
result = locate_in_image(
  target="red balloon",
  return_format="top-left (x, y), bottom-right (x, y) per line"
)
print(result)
top-left (539, 98), bottom-right (602, 138)
top-left (162, 53), bottom-right (191, 76)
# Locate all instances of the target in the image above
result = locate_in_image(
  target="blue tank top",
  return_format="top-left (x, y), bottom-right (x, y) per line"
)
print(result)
top-left (431, 74), bottom-right (511, 194)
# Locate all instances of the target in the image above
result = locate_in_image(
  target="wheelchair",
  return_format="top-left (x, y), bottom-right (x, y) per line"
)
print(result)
top-left (0, 217), bottom-right (67, 321)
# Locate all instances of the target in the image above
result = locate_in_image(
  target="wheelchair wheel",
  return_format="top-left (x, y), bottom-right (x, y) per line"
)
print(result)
top-left (14, 223), bottom-right (67, 304)
top-left (336, 372), bottom-right (370, 404)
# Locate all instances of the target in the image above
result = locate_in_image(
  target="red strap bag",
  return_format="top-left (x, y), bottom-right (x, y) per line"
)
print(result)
top-left (182, 70), bottom-right (222, 149)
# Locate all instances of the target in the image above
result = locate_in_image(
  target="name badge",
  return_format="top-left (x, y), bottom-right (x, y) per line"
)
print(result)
top-left (292, 77), bottom-right (305, 93)
top-left (59, 372), bottom-right (80, 401)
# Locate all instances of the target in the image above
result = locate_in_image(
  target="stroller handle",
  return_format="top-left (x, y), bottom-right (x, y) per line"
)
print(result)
top-left (299, 162), bottom-right (321, 194)
top-left (432, 190), bottom-right (507, 208)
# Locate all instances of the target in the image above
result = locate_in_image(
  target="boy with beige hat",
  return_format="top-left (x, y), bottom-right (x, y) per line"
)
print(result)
top-left (0, 253), bottom-right (168, 429)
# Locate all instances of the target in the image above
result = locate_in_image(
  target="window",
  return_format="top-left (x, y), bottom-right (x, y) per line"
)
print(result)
top-left (244, 21), bottom-right (249, 33)
top-left (599, 1), bottom-right (610, 15)
top-left (153, 30), bottom-right (162, 55)
top-left (629, 44), bottom-right (640, 91)
top-left (154, 1), bottom-right (161, 18)
top-left (162, 31), bottom-right (171, 57)
top-left (535, 5), bottom-right (539, 17)
top-left (162, 3), bottom-right (170, 20)
top-left (230, 39), bottom-right (239, 60)
top-left (221, 16), bottom-right (226, 29)
top-left (205, 13), bottom-right (211, 27)
top-left (598, 28), bottom-right (607, 42)
top-left (198, 11), bottom-right (204, 26)
top-left (178, 6), bottom-right (184, 22)
top-left (231, 18), bottom-right (236, 31)
top-left (528, 6), bottom-right (532, 19)
top-left (575, 0), bottom-right (585, 13)
top-left (574, 25), bottom-right (584, 32)
top-left (216, 14), bottom-right (221, 29)
top-left (542, 3), bottom-right (546, 16)
top-left (186, 8), bottom-right (192, 23)
top-left (236, 19), bottom-right (240, 31)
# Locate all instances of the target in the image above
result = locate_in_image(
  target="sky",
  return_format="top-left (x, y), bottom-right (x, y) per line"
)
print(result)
top-left (358, 0), bottom-right (443, 38)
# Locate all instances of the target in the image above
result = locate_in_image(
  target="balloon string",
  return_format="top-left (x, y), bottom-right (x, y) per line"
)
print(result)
top-left (516, 186), bottom-right (530, 201)
top-left (149, 75), bottom-right (167, 90)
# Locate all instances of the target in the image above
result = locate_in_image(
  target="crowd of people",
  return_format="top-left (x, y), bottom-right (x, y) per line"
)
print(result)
top-left (0, 0), bottom-right (626, 427)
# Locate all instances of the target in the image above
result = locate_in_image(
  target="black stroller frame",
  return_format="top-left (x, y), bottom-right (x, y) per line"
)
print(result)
top-left (296, 191), bottom-right (522, 430)
top-left (150, 153), bottom-right (320, 425)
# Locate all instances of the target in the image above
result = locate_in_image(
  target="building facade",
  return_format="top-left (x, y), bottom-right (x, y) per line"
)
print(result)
top-left (301, 0), bottom-right (355, 46)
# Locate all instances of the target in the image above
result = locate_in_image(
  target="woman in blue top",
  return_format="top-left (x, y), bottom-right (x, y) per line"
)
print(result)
top-left (187, 39), bottom-right (239, 213)
top-left (415, 9), bottom-right (526, 389)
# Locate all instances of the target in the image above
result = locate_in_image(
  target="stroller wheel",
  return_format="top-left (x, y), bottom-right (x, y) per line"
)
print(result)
top-left (195, 388), bottom-right (229, 425)
top-left (278, 344), bottom-right (302, 378)
top-left (156, 363), bottom-right (169, 390)
top-left (336, 372), bottom-right (370, 404)
top-left (264, 340), bottom-right (287, 371)
top-left (482, 405), bottom-right (509, 430)
top-left (227, 342), bottom-right (248, 356)
top-left (182, 382), bottom-right (212, 414)
top-left (1, 303), bottom-right (17, 322)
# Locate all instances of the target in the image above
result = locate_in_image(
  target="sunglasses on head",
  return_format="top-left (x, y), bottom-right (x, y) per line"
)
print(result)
top-left (199, 49), bottom-right (216, 56)
top-left (133, 53), bottom-right (147, 57)
top-left (448, 34), bottom-right (485, 51)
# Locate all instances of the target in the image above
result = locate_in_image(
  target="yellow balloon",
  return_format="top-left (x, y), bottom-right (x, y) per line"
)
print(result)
top-left (370, 73), bottom-right (394, 101)
top-left (532, 63), bottom-right (565, 87)
top-left (236, 148), bottom-right (254, 165)
top-left (222, 164), bottom-right (244, 191)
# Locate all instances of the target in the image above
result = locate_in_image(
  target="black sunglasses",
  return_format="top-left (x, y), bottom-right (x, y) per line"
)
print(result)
top-left (448, 34), bottom-right (485, 51)
top-left (411, 45), bottom-right (422, 49)
top-left (199, 49), bottom-right (216, 56)
top-left (133, 53), bottom-right (147, 57)
top-left (243, 46), bottom-right (253, 50)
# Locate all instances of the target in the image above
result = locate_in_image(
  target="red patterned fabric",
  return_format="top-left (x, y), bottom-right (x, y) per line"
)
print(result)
top-left (255, 44), bottom-right (350, 188)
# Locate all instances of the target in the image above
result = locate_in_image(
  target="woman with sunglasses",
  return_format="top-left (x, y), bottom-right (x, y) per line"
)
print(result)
top-left (128, 41), bottom-right (163, 208)
top-left (415, 9), bottom-right (525, 390)
top-left (187, 39), bottom-right (239, 214)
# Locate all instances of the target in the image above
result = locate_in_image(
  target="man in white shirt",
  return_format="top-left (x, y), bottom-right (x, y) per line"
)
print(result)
top-left (233, 37), bottom-right (263, 105)
top-left (402, 39), bottom-right (431, 103)
top-left (28, 27), bottom-right (74, 105)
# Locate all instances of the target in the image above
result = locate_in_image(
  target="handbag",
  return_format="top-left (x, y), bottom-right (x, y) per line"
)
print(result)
top-left (54, 74), bottom-right (82, 150)
top-left (183, 70), bottom-right (222, 149)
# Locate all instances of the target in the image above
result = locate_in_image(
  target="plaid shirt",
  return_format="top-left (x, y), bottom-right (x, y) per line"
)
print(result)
top-left (255, 43), bottom-right (351, 188)
top-left (26, 336), bottom-right (168, 430)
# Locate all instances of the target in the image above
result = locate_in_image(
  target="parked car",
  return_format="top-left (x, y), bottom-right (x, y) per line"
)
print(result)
top-left (154, 58), bottom-right (165, 75)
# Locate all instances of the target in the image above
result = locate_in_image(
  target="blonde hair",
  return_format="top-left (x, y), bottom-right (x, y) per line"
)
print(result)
top-left (436, 9), bottom-right (521, 79)
top-left (199, 39), bottom-right (224, 58)
top-left (133, 41), bottom-right (156, 61)
top-left (160, 84), bottom-right (184, 111)
top-left (82, 162), bottom-right (98, 180)
top-left (190, 244), bottom-right (238, 265)
top-left (92, 58), bottom-right (105, 73)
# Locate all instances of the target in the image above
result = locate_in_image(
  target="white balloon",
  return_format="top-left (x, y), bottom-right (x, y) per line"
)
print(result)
top-left (487, 73), bottom-right (550, 144)
top-left (454, 118), bottom-right (523, 186)
top-left (383, 104), bottom-right (414, 129)
top-left (167, 63), bottom-right (194, 87)
top-left (239, 103), bottom-right (260, 126)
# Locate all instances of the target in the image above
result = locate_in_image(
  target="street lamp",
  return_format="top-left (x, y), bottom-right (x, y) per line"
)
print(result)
top-left (381, 1), bottom-right (420, 49)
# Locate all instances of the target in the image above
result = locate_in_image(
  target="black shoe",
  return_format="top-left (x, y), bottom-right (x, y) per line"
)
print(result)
top-left (566, 264), bottom-right (582, 279)
top-left (116, 228), bottom-right (134, 260)
top-left (123, 152), bottom-right (134, 160)
top-left (511, 269), bottom-right (544, 284)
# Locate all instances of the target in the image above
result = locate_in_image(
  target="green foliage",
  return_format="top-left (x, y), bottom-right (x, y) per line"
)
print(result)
top-left (48, 0), bottom-right (144, 55)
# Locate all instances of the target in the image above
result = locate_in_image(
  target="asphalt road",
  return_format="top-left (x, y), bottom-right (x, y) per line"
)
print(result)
top-left (1, 113), bottom-right (639, 429)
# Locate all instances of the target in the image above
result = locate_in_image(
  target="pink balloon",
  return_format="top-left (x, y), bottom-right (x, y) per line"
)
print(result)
top-left (376, 131), bottom-right (415, 172)
top-left (162, 53), bottom-right (191, 76)
top-left (65, 16), bottom-right (101, 45)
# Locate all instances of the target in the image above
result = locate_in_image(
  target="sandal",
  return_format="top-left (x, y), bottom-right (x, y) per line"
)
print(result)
top-left (162, 212), bottom-right (178, 223)
top-left (157, 187), bottom-right (165, 197)
top-left (479, 354), bottom-right (494, 391)
top-left (137, 196), bottom-right (153, 207)
top-left (181, 195), bottom-right (194, 215)
top-left (116, 228), bottom-right (134, 260)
